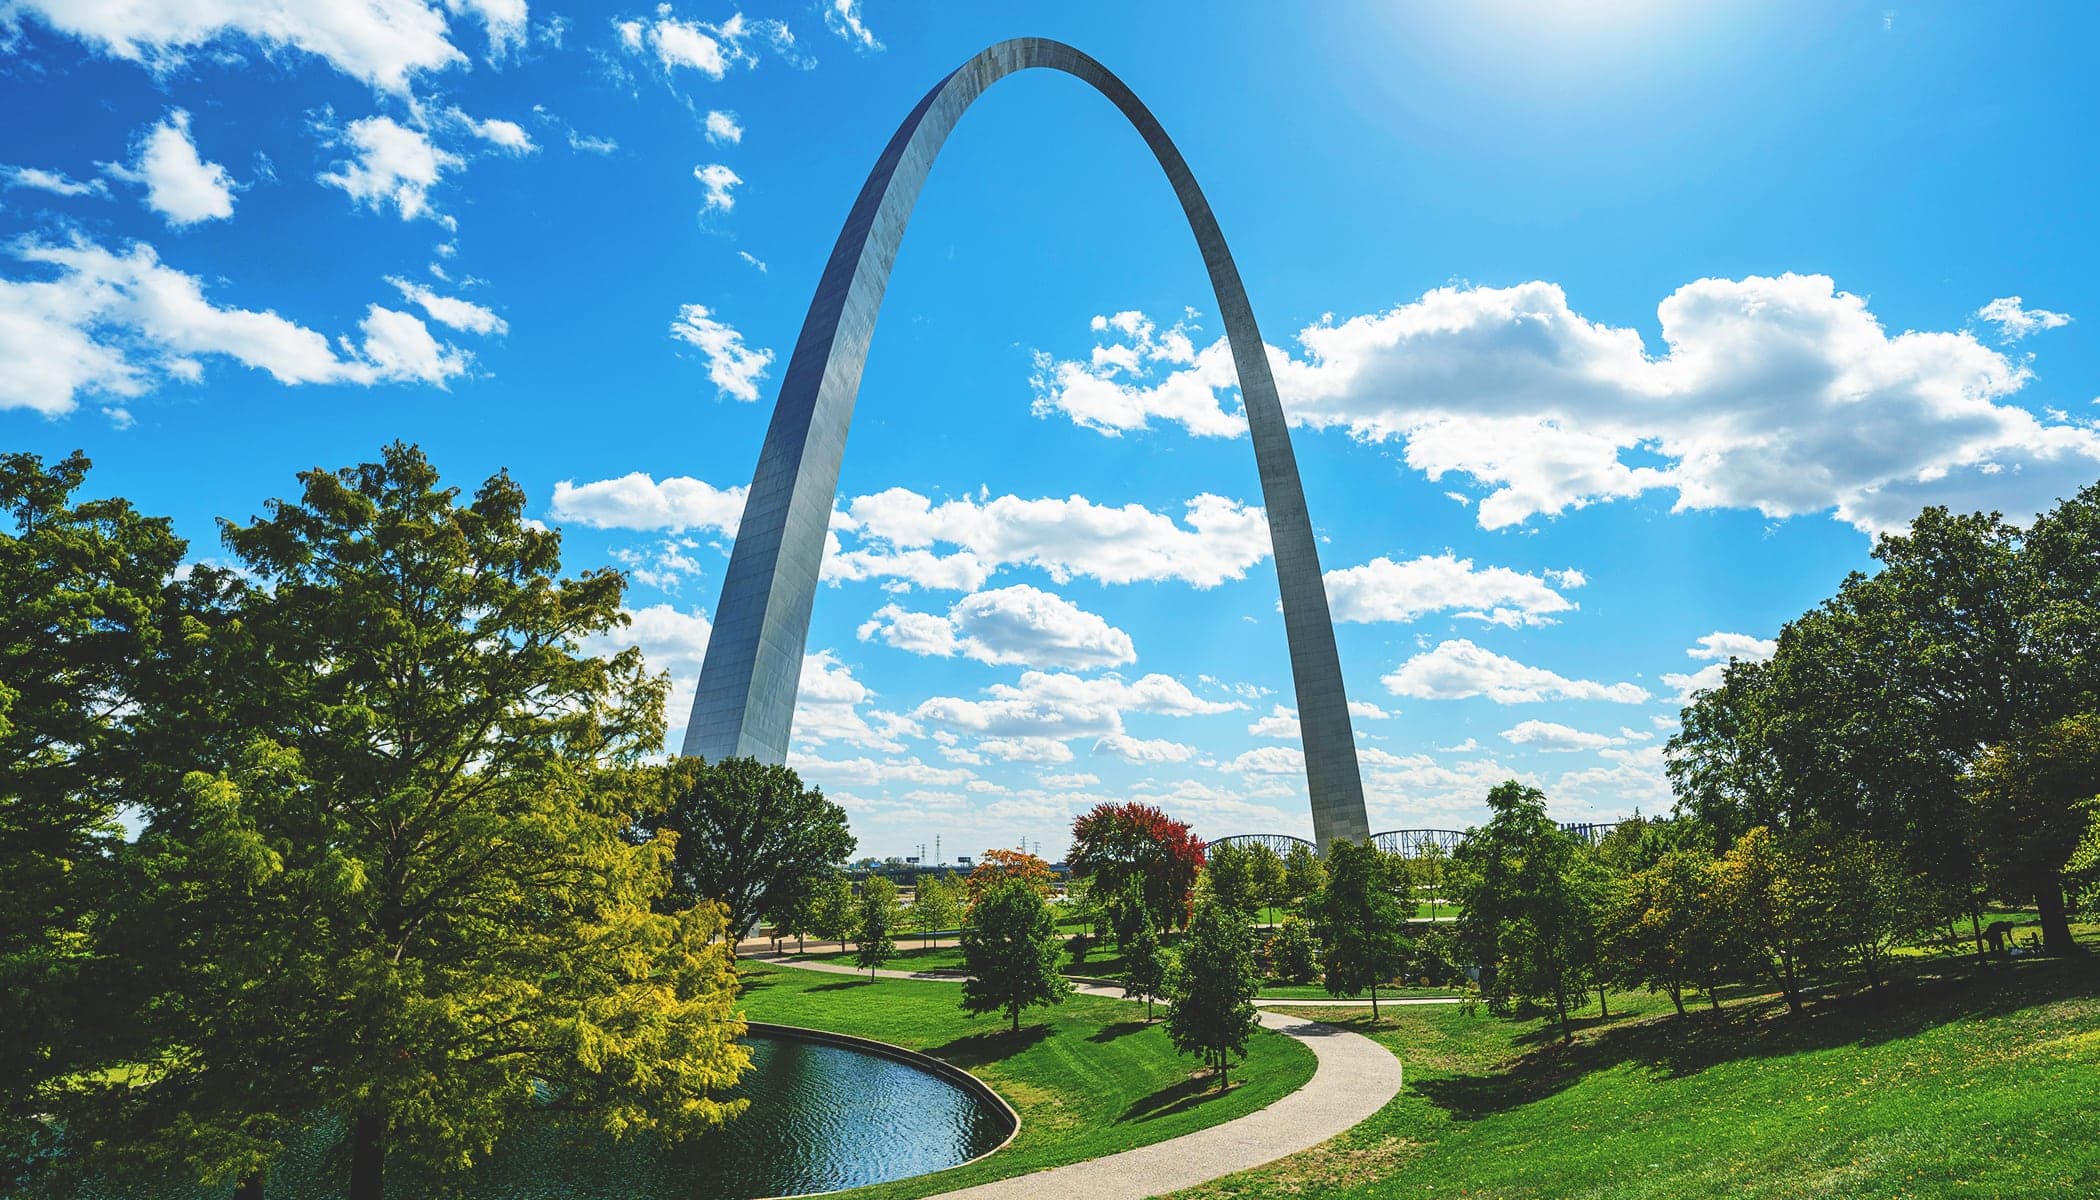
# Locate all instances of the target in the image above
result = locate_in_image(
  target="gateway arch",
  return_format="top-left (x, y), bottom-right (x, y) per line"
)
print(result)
top-left (685, 37), bottom-right (1371, 849)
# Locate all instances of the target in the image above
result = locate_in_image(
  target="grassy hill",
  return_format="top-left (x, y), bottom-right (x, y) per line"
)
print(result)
top-left (1174, 956), bottom-right (2099, 1200)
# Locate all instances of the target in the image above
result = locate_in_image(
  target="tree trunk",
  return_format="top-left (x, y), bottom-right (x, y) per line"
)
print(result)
top-left (1778, 946), bottom-right (1802, 1015)
top-left (2037, 883), bottom-right (2074, 955)
top-left (348, 1106), bottom-right (387, 1200)
top-left (1669, 981), bottom-right (1685, 1017)
top-left (1370, 981), bottom-right (1380, 1020)
top-left (235, 1171), bottom-right (264, 1200)
top-left (1597, 984), bottom-right (1609, 1018)
top-left (1554, 982), bottom-right (1571, 1043)
top-left (1011, 1006), bottom-right (1020, 1034)
top-left (1969, 908), bottom-right (1985, 963)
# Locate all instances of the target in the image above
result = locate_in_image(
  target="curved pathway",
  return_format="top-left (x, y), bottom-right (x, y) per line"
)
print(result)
top-left (746, 953), bottom-right (1404, 1199)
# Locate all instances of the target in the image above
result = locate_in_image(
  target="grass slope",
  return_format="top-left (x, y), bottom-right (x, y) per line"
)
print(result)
top-left (737, 963), bottom-right (1318, 1199)
top-left (1172, 957), bottom-right (2100, 1200)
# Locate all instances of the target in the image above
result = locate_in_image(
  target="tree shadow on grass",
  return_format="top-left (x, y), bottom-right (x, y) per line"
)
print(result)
top-left (1413, 958), bottom-right (2097, 1123)
top-left (808, 979), bottom-right (870, 993)
top-left (1120, 1072), bottom-right (1235, 1122)
top-left (931, 1023), bottom-right (1054, 1069)
top-left (1089, 1020), bottom-right (1150, 1043)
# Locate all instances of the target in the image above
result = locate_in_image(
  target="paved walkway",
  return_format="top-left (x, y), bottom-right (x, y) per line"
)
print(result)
top-left (747, 953), bottom-right (1405, 1199)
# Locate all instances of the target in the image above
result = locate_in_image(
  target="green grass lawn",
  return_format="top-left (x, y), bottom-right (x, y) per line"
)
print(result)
top-left (1171, 955), bottom-right (2100, 1200)
top-left (737, 962), bottom-right (1318, 1199)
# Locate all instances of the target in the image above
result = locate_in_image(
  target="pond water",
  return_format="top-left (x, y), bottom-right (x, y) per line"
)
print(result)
top-left (63, 1033), bottom-right (1009, 1199)
top-left (445, 1033), bottom-right (1011, 1199)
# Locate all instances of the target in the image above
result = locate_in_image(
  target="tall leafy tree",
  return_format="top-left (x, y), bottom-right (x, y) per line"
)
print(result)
top-left (1121, 920), bottom-right (1169, 1021)
top-left (964, 847), bottom-right (1054, 903)
top-left (855, 876), bottom-right (900, 980)
top-left (0, 450), bottom-right (185, 1182)
top-left (636, 755), bottom-right (855, 948)
top-left (1281, 841), bottom-right (1326, 912)
top-left (1199, 839), bottom-right (1262, 917)
top-left (98, 445), bottom-right (749, 1198)
top-left (1966, 714), bottom-right (2100, 952)
top-left (1306, 839), bottom-right (1411, 1018)
top-left (1166, 899), bottom-right (1261, 1089)
top-left (1715, 827), bottom-right (1819, 1015)
top-left (1067, 802), bottom-right (1204, 930)
top-left (912, 873), bottom-right (962, 947)
top-left (959, 877), bottom-right (1070, 1033)
top-left (809, 872), bottom-right (857, 951)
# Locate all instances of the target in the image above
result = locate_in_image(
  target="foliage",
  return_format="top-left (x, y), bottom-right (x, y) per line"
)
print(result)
top-left (61, 445), bottom-right (749, 1198)
top-left (1264, 916), bottom-right (1319, 985)
top-left (0, 450), bottom-right (185, 1182)
top-left (1281, 841), bottom-right (1326, 911)
top-left (1605, 846), bottom-right (1729, 1015)
top-left (809, 872), bottom-right (857, 950)
top-left (1306, 839), bottom-right (1412, 1018)
top-left (1121, 920), bottom-right (1170, 1020)
top-left (910, 873), bottom-right (963, 946)
top-left (1668, 486), bottom-right (2100, 955)
top-left (964, 848), bottom-right (1054, 904)
top-left (1714, 826), bottom-right (1819, 1015)
top-left (958, 878), bottom-right (1071, 1033)
top-left (1198, 839), bottom-right (1262, 917)
top-left (855, 876), bottom-right (900, 979)
top-left (1966, 713), bottom-right (2100, 951)
top-left (1166, 899), bottom-right (1262, 1089)
top-left (635, 755), bottom-right (854, 947)
top-left (1067, 802), bottom-right (1205, 930)
top-left (1244, 842), bottom-right (1288, 910)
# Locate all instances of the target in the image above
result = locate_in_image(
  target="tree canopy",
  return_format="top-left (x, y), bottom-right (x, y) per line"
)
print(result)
top-left (636, 755), bottom-right (855, 945)
top-left (1067, 802), bottom-right (1204, 930)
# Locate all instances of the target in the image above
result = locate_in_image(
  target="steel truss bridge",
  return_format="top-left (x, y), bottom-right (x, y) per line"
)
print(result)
top-left (1208, 821), bottom-right (1623, 859)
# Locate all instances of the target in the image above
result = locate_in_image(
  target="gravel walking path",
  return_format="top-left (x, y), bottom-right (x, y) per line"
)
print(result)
top-left (746, 952), bottom-right (1405, 1199)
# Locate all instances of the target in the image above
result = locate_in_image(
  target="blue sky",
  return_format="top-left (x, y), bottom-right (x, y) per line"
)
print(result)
top-left (5, 1), bottom-right (2097, 862)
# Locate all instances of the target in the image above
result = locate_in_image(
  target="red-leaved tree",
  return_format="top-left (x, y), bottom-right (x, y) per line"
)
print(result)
top-left (1068, 803), bottom-right (1205, 931)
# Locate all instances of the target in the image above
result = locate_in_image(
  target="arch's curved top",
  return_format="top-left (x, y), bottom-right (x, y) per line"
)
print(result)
top-left (684, 37), bottom-right (1371, 849)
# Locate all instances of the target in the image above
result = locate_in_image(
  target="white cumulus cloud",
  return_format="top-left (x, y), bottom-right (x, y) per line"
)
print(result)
top-left (1324, 552), bottom-right (1581, 627)
top-left (386, 276), bottom-right (505, 334)
top-left (1975, 296), bottom-right (2071, 343)
top-left (1499, 720), bottom-right (1627, 752)
top-left (1383, 639), bottom-right (1650, 704)
top-left (549, 472), bottom-right (747, 533)
top-left (317, 115), bottom-right (462, 222)
top-left (693, 162), bottom-right (740, 212)
top-left (822, 0), bottom-right (880, 51)
top-left (1, 165), bottom-right (110, 198)
top-left (704, 110), bottom-right (742, 144)
top-left (0, 236), bottom-right (465, 417)
top-left (103, 109), bottom-right (235, 226)
top-left (668, 303), bottom-right (772, 401)
top-left (1661, 629), bottom-right (1778, 703)
top-left (858, 584), bottom-right (1137, 670)
top-left (1035, 276), bottom-right (2100, 536)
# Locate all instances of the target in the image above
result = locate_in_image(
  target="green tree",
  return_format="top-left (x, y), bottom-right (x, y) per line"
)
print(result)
top-left (94, 445), bottom-right (750, 1199)
top-left (1166, 899), bottom-right (1261, 1089)
top-left (855, 876), bottom-right (900, 980)
top-left (1307, 839), bottom-right (1411, 1018)
top-left (637, 755), bottom-right (854, 951)
top-left (958, 877), bottom-right (1071, 1033)
top-left (810, 872), bottom-right (857, 952)
top-left (1121, 920), bottom-right (1170, 1020)
top-left (1715, 826), bottom-right (1818, 1015)
top-left (1281, 841), bottom-right (1326, 912)
top-left (1415, 841), bottom-right (1448, 920)
top-left (912, 873), bottom-right (962, 947)
top-left (1807, 833), bottom-right (1932, 989)
top-left (1607, 846), bottom-right (1726, 1016)
top-left (1452, 783), bottom-right (1601, 1040)
top-left (1199, 839), bottom-right (1262, 917)
top-left (1967, 714), bottom-right (2100, 953)
top-left (1246, 842), bottom-right (1288, 914)
top-left (1264, 916), bottom-right (1318, 985)
top-left (0, 450), bottom-right (185, 1183)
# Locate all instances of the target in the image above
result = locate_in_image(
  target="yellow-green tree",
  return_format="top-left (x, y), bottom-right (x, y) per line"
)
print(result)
top-left (80, 445), bottom-right (748, 1199)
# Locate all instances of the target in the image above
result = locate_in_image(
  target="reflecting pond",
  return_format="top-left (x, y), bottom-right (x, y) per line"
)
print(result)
top-left (63, 1033), bottom-right (1009, 1199)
